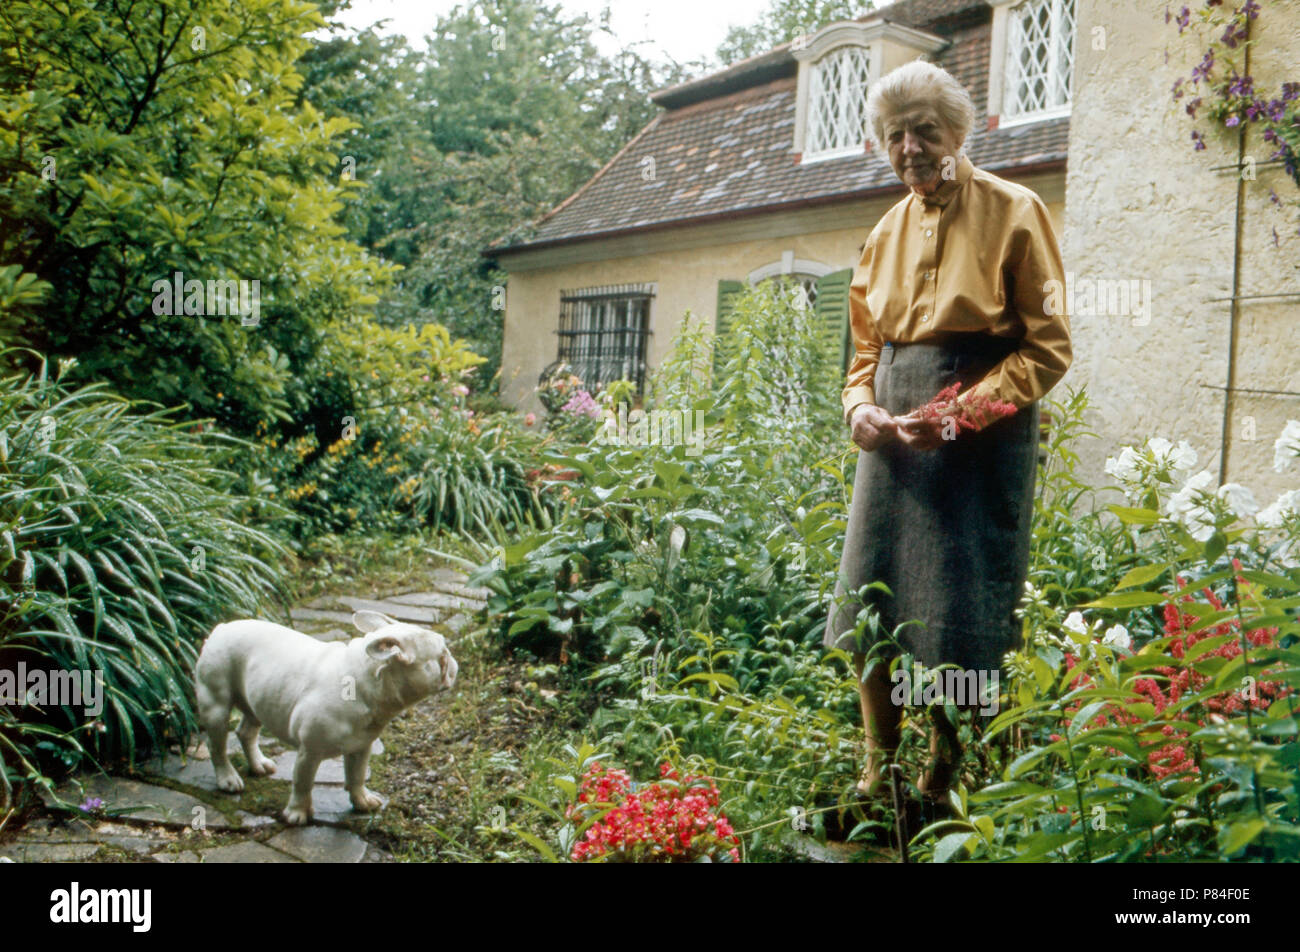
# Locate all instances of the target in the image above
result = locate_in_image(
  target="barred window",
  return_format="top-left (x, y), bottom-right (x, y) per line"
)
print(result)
top-left (552, 284), bottom-right (654, 395)
top-left (1003, 0), bottom-right (1076, 121)
top-left (805, 45), bottom-right (872, 159)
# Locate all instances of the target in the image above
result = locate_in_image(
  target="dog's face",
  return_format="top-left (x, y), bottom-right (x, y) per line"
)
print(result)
top-left (353, 612), bottom-right (458, 703)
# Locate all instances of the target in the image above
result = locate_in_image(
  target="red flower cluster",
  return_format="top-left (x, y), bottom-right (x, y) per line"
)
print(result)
top-left (904, 382), bottom-right (1017, 433)
top-left (1054, 568), bottom-right (1288, 779)
top-left (567, 761), bottom-right (741, 863)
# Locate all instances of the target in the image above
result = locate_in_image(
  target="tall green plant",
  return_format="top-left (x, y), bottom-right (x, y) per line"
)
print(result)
top-left (0, 354), bottom-right (289, 799)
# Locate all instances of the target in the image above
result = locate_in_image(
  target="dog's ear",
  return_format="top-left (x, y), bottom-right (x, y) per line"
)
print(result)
top-left (366, 635), bottom-right (413, 665)
top-left (353, 611), bottom-right (398, 634)
top-left (440, 648), bottom-right (459, 689)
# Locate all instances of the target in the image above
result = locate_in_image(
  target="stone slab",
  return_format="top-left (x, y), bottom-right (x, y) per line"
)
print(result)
top-left (386, 591), bottom-right (483, 613)
top-left (305, 786), bottom-right (389, 826)
top-left (290, 607), bottom-right (357, 625)
top-left (193, 841), bottom-right (300, 863)
top-left (0, 842), bottom-right (101, 862)
top-left (432, 580), bottom-right (490, 602)
top-left (48, 776), bottom-right (240, 830)
top-left (335, 596), bottom-right (443, 624)
top-left (268, 826), bottom-right (368, 863)
top-left (152, 850), bottom-right (201, 864)
top-left (442, 613), bottom-right (474, 635)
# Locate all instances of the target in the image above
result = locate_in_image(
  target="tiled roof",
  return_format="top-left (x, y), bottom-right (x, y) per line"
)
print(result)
top-left (486, 0), bottom-right (1068, 256)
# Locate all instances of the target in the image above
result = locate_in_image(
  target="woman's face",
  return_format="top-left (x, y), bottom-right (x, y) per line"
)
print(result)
top-left (882, 105), bottom-right (962, 193)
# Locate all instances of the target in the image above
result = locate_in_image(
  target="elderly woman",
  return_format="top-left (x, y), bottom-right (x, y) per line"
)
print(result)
top-left (823, 61), bottom-right (1072, 807)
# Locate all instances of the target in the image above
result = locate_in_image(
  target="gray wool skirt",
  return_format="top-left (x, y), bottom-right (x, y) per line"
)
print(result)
top-left (824, 334), bottom-right (1039, 675)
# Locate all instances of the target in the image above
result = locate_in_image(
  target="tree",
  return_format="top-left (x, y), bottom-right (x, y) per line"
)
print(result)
top-left (296, 0), bottom-right (691, 384)
top-left (0, 0), bottom-right (391, 429)
top-left (716, 0), bottom-right (873, 66)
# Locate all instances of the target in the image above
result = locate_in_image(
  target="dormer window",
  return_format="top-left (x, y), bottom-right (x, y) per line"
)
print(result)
top-left (990, 0), bottom-right (1076, 126)
top-left (792, 20), bottom-right (946, 164)
top-left (806, 45), bottom-right (873, 159)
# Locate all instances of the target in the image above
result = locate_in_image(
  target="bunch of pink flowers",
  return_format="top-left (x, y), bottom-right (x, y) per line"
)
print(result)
top-left (566, 761), bottom-right (741, 863)
top-left (1054, 563), bottom-right (1288, 779)
top-left (904, 381), bottom-right (1017, 433)
top-left (560, 389), bottom-right (602, 419)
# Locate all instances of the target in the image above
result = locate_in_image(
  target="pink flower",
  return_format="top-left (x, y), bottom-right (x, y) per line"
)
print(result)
top-left (524, 413), bottom-right (536, 426)
top-left (560, 389), bottom-right (602, 419)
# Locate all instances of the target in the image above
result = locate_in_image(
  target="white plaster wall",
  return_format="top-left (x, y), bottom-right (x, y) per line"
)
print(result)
top-left (1063, 0), bottom-right (1300, 500)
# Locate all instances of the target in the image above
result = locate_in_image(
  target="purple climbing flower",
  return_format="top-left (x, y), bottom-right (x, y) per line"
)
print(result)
top-left (1241, 0), bottom-right (1260, 20)
top-left (79, 797), bottom-right (104, 813)
top-left (1282, 83), bottom-right (1300, 103)
top-left (1176, 5), bottom-right (1191, 32)
top-left (1191, 130), bottom-right (1207, 151)
top-left (1192, 49), bottom-right (1215, 84)
top-left (1224, 114), bottom-right (1240, 128)
top-left (1186, 96), bottom-right (1203, 118)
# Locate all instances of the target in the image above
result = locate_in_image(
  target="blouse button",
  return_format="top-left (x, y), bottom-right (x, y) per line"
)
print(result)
top-left (920, 312), bottom-right (929, 322)
top-left (924, 271), bottom-right (933, 280)
top-left (925, 229), bottom-right (933, 237)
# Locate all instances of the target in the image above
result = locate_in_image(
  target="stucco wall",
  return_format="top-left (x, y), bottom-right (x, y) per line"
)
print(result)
top-left (498, 183), bottom-right (1066, 418)
top-left (1063, 0), bottom-right (1300, 499)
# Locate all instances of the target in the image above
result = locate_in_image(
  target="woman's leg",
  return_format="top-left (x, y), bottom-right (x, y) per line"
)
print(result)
top-left (854, 654), bottom-right (902, 794)
top-left (918, 704), bottom-right (962, 801)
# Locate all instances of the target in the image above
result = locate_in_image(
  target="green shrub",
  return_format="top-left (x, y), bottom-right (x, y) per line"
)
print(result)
top-left (910, 400), bottom-right (1300, 862)
top-left (0, 354), bottom-right (289, 801)
top-left (230, 318), bottom-right (543, 540)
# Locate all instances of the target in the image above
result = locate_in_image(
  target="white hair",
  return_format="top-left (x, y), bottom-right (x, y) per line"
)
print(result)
top-left (865, 60), bottom-right (976, 151)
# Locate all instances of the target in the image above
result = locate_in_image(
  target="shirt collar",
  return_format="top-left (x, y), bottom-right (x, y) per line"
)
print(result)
top-left (913, 153), bottom-right (974, 208)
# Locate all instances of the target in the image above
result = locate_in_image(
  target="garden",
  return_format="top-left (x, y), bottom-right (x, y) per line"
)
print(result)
top-left (1, 0), bottom-right (1298, 865)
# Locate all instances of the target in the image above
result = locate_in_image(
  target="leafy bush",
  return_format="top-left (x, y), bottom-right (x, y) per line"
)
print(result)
top-left (911, 409), bottom-right (1300, 862)
top-left (475, 284), bottom-right (870, 855)
top-left (231, 318), bottom-right (543, 539)
top-left (0, 355), bottom-right (289, 801)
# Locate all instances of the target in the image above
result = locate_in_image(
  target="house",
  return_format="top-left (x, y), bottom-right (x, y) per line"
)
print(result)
top-left (485, 0), bottom-right (1076, 412)
top-left (484, 0), bottom-right (1300, 496)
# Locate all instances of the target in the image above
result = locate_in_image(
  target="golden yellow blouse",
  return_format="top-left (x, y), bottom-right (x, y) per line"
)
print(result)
top-left (841, 153), bottom-right (1073, 424)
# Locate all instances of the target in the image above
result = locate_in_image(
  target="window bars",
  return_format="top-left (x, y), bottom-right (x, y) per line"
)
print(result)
top-left (806, 45), bottom-right (872, 158)
top-left (553, 283), bottom-right (654, 395)
top-left (1003, 0), bottom-right (1076, 120)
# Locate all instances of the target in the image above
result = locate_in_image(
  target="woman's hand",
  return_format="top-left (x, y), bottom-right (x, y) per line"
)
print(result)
top-left (850, 404), bottom-right (899, 452)
top-left (893, 413), bottom-right (948, 451)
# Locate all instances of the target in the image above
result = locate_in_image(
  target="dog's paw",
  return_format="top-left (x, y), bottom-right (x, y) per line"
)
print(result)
top-left (248, 754), bottom-right (276, 777)
top-left (350, 788), bottom-right (384, 813)
top-left (215, 770), bottom-right (245, 794)
top-left (282, 804), bottom-right (312, 826)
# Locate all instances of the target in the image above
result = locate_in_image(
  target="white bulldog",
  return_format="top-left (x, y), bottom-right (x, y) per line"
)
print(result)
top-left (194, 610), bottom-right (458, 825)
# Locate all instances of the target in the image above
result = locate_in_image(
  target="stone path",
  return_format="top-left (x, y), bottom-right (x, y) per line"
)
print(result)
top-left (0, 570), bottom-right (487, 864)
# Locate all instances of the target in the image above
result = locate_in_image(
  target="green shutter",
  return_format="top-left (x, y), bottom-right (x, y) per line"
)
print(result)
top-left (713, 279), bottom-right (745, 371)
top-left (814, 268), bottom-right (854, 373)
